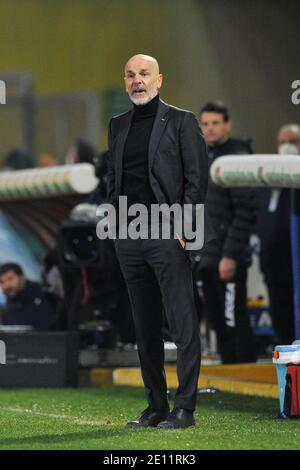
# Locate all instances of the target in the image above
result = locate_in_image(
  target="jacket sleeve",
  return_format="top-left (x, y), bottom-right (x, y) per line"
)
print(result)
top-left (222, 186), bottom-right (257, 260)
top-left (179, 112), bottom-right (208, 242)
top-left (106, 119), bottom-right (116, 206)
top-left (180, 112), bottom-right (208, 206)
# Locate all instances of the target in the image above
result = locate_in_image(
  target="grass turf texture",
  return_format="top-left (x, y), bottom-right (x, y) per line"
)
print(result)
top-left (0, 386), bottom-right (299, 450)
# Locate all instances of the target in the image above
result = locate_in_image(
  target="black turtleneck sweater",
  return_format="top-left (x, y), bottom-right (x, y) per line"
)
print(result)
top-left (121, 94), bottom-right (159, 209)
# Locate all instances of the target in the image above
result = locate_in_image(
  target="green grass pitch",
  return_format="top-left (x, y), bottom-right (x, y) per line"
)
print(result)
top-left (0, 386), bottom-right (299, 450)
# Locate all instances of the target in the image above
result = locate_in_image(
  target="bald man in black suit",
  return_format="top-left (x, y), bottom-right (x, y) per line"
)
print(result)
top-left (107, 54), bottom-right (208, 429)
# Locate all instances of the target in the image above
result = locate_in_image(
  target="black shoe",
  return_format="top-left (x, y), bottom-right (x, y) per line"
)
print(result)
top-left (157, 408), bottom-right (195, 429)
top-left (126, 407), bottom-right (169, 428)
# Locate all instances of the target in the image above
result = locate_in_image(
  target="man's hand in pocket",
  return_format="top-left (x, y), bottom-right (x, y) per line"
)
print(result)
top-left (176, 234), bottom-right (186, 249)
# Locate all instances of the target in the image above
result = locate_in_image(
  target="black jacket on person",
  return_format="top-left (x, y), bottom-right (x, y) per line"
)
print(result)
top-left (107, 98), bottom-right (211, 243)
top-left (1, 280), bottom-right (56, 331)
top-left (199, 138), bottom-right (257, 270)
top-left (256, 188), bottom-right (292, 284)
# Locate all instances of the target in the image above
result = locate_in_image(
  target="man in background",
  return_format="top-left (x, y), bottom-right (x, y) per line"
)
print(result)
top-left (198, 102), bottom-right (257, 364)
top-left (257, 124), bottom-right (300, 344)
top-left (0, 263), bottom-right (56, 331)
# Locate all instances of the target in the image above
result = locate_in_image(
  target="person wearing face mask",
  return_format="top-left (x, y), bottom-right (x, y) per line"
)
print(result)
top-left (256, 124), bottom-right (300, 345)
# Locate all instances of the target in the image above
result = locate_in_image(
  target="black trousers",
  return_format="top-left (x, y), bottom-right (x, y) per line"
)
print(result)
top-left (200, 268), bottom-right (256, 364)
top-left (267, 281), bottom-right (295, 344)
top-left (114, 237), bottom-right (201, 412)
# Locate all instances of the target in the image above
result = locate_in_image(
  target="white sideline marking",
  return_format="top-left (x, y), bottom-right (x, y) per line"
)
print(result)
top-left (0, 406), bottom-right (111, 426)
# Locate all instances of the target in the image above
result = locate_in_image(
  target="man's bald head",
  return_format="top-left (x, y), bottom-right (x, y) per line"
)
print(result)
top-left (124, 54), bottom-right (163, 105)
top-left (125, 54), bottom-right (160, 74)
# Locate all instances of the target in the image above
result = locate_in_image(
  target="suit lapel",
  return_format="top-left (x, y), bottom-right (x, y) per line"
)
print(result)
top-left (148, 99), bottom-right (170, 171)
top-left (115, 110), bottom-right (133, 194)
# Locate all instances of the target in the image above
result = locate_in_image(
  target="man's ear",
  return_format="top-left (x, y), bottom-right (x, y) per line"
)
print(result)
top-left (157, 73), bottom-right (163, 90)
top-left (226, 120), bottom-right (233, 133)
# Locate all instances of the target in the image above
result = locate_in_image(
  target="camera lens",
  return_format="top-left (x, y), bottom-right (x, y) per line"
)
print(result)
top-left (64, 227), bottom-right (99, 265)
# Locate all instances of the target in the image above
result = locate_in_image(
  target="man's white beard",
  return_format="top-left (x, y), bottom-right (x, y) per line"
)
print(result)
top-left (130, 89), bottom-right (158, 106)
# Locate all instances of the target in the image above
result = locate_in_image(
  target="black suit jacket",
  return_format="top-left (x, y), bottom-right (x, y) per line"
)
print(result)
top-left (107, 98), bottom-right (211, 245)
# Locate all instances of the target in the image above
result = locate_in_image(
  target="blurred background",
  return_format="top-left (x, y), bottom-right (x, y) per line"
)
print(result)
top-left (0, 0), bottom-right (299, 160)
top-left (0, 0), bottom-right (299, 387)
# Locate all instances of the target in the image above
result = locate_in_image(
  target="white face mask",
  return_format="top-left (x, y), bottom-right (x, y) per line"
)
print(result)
top-left (278, 143), bottom-right (299, 155)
